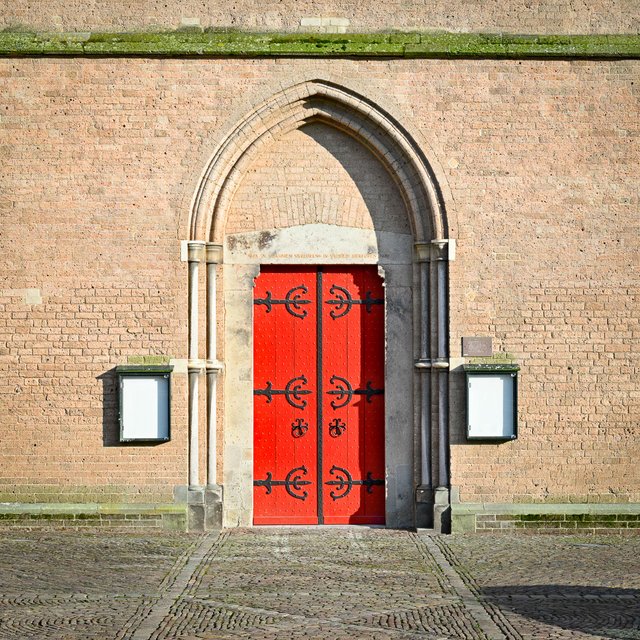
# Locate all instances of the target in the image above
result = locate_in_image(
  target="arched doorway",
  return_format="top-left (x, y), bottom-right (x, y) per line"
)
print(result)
top-left (187, 80), bottom-right (452, 530)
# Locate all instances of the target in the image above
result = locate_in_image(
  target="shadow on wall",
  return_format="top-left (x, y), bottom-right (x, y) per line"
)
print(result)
top-left (96, 368), bottom-right (164, 448)
top-left (481, 585), bottom-right (640, 639)
top-left (97, 368), bottom-right (119, 446)
top-left (301, 122), bottom-right (411, 236)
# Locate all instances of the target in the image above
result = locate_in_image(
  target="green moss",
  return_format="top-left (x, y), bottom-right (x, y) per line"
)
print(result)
top-left (517, 514), bottom-right (563, 522)
top-left (0, 30), bottom-right (638, 58)
top-left (466, 353), bottom-right (519, 366)
top-left (162, 513), bottom-right (187, 531)
top-left (126, 355), bottom-right (171, 365)
top-left (565, 514), bottom-right (618, 522)
top-left (512, 513), bottom-right (635, 529)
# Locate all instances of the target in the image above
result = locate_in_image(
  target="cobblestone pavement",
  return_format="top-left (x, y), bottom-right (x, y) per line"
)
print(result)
top-left (442, 534), bottom-right (640, 640)
top-left (0, 528), bottom-right (638, 639)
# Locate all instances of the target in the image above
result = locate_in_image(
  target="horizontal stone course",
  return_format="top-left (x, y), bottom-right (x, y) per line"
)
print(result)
top-left (468, 511), bottom-right (640, 534)
top-left (0, 503), bottom-right (186, 530)
top-left (0, 31), bottom-right (639, 58)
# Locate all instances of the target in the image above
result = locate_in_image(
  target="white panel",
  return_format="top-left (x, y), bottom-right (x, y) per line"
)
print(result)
top-left (121, 376), bottom-right (170, 440)
top-left (467, 374), bottom-right (515, 439)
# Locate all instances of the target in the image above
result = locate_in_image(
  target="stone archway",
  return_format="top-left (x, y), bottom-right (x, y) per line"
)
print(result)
top-left (186, 80), bottom-right (453, 530)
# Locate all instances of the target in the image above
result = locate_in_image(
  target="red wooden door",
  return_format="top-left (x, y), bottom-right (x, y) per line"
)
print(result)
top-left (253, 266), bottom-right (385, 525)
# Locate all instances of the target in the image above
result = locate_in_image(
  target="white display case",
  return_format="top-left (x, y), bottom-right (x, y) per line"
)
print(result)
top-left (464, 364), bottom-right (519, 441)
top-left (116, 365), bottom-right (173, 442)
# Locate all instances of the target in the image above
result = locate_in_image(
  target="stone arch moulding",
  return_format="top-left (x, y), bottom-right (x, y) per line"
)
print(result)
top-left (189, 79), bottom-right (448, 243)
top-left (184, 79), bottom-right (454, 532)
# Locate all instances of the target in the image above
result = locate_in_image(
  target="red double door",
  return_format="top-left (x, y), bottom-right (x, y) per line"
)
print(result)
top-left (253, 266), bottom-right (385, 525)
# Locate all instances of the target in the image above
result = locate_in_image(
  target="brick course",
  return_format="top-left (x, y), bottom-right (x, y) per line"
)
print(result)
top-left (226, 123), bottom-right (409, 235)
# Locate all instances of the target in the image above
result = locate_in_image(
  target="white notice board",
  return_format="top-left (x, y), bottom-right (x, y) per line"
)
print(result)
top-left (120, 375), bottom-right (170, 441)
top-left (467, 373), bottom-right (516, 439)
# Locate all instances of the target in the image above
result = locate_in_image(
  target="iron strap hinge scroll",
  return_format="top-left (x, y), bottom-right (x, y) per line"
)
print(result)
top-left (254, 466), bottom-right (312, 501)
top-left (324, 466), bottom-right (385, 500)
top-left (254, 375), bottom-right (312, 409)
top-left (254, 285), bottom-right (311, 319)
top-left (327, 375), bottom-right (383, 409)
top-left (325, 285), bottom-right (383, 319)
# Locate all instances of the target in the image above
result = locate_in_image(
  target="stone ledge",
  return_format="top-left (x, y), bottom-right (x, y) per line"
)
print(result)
top-left (0, 502), bottom-right (186, 514)
top-left (452, 503), bottom-right (640, 534)
top-left (0, 31), bottom-right (638, 58)
top-left (0, 503), bottom-right (187, 530)
top-left (452, 503), bottom-right (640, 515)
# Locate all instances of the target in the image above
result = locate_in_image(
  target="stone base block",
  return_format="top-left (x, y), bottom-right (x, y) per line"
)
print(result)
top-left (204, 485), bottom-right (223, 530)
top-left (187, 485), bottom-right (223, 531)
top-left (0, 503), bottom-right (187, 531)
top-left (433, 486), bottom-right (451, 534)
top-left (415, 485), bottom-right (434, 529)
top-left (187, 486), bottom-right (205, 532)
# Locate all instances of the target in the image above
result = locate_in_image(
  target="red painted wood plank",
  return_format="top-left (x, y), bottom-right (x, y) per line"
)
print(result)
top-left (253, 265), bottom-right (384, 525)
top-left (253, 266), bottom-right (318, 524)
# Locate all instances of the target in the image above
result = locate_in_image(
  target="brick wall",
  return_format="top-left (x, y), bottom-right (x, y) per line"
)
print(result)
top-left (476, 514), bottom-right (640, 534)
top-left (0, 0), bottom-right (637, 34)
top-left (1, 57), bottom-right (638, 506)
top-left (225, 123), bottom-right (409, 235)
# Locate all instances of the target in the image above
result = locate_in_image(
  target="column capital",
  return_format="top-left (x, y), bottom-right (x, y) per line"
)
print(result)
top-left (187, 359), bottom-right (206, 374)
top-left (431, 238), bottom-right (456, 262)
top-left (206, 243), bottom-right (224, 264)
top-left (415, 359), bottom-right (450, 370)
top-left (414, 242), bottom-right (432, 263)
top-left (187, 241), bottom-right (206, 263)
top-left (414, 239), bottom-right (456, 262)
top-left (205, 359), bottom-right (224, 373)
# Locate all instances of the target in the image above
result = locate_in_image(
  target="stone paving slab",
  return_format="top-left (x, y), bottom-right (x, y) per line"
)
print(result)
top-left (0, 528), bottom-right (638, 639)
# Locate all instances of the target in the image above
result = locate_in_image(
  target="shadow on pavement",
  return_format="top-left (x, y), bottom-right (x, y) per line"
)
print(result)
top-left (481, 585), bottom-right (640, 639)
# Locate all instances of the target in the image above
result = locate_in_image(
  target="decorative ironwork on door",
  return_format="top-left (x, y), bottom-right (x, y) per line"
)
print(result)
top-left (253, 266), bottom-right (385, 525)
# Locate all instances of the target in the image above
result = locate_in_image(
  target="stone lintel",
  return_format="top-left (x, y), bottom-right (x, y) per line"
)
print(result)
top-left (0, 502), bottom-right (186, 516)
top-left (2, 32), bottom-right (639, 60)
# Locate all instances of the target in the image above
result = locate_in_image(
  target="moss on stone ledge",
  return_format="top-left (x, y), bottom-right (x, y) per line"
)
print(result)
top-left (0, 30), bottom-right (638, 58)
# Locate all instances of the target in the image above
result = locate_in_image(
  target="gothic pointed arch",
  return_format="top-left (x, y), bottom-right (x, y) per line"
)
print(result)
top-left (189, 79), bottom-right (447, 243)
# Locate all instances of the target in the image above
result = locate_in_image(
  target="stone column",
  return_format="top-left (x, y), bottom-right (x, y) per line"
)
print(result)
top-left (414, 242), bottom-right (433, 527)
top-left (432, 239), bottom-right (452, 533)
top-left (414, 239), bottom-right (453, 531)
top-left (187, 241), bottom-right (205, 530)
top-left (205, 243), bottom-right (223, 529)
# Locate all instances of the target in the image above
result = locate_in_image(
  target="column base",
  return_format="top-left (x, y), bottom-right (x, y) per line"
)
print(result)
top-left (187, 486), bottom-right (205, 532)
top-left (415, 485), bottom-right (434, 529)
top-left (204, 484), bottom-right (223, 530)
top-left (433, 486), bottom-right (451, 534)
